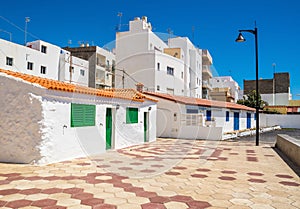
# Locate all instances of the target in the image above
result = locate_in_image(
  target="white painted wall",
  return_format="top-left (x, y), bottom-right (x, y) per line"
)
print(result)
top-left (260, 114), bottom-right (300, 129)
top-left (261, 93), bottom-right (290, 106)
top-left (0, 73), bottom-right (156, 164)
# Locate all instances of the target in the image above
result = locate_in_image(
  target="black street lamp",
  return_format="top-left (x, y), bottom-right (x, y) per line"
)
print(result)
top-left (235, 24), bottom-right (260, 146)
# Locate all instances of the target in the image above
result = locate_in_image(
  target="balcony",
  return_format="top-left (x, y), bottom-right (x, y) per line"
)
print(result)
top-left (202, 80), bottom-right (212, 90)
top-left (202, 49), bottom-right (213, 65)
top-left (202, 65), bottom-right (212, 79)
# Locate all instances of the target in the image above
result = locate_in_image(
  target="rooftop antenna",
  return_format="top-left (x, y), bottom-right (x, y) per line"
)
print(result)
top-left (272, 63), bottom-right (276, 74)
top-left (192, 26), bottom-right (195, 43)
top-left (117, 12), bottom-right (122, 31)
top-left (24, 17), bottom-right (30, 45)
top-left (68, 40), bottom-right (72, 46)
top-left (167, 28), bottom-right (173, 47)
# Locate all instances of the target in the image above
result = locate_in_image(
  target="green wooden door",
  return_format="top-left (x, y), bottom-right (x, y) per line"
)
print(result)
top-left (144, 112), bottom-right (148, 142)
top-left (106, 108), bottom-right (112, 149)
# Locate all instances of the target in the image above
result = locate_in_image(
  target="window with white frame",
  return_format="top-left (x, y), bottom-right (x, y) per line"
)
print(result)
top-left (167, 66), bottom-right (174, 75)
top-left (157, 85), bottom-right (160, 91)
top-left (40, 66), bottom-right (46, 74)
top-left (6, 57), bottom-right (13, 66)
top-left (27, 62), bottom-right (33, 70)
top-left (41, 45), bottom-right (47, 54)
top-left (157, 62), bottom-right (160, 71)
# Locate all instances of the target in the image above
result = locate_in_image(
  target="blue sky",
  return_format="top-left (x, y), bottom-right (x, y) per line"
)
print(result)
top-left (1, 0), bottom-right (300, 99)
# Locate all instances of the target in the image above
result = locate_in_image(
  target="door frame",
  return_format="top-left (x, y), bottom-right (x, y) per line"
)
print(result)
top-left (233, 112), bottom-right (240, 131)
top-left (144, 112), bottom-right (149, 142)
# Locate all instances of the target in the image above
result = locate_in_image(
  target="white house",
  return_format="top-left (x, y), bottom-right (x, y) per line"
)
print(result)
top-left (0, 38), bottom-right (89, 86)
top-left (0, 69), bottom-right (157, 164)
top-left (144, 91), bottom-right (256, 140)
top-left (210, 76), bottom-right (241, 102)
top-left (115, 16), bottom-right (203, 98)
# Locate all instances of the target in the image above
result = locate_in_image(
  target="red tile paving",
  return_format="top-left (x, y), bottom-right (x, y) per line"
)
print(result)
top-left (0, 138), bottom-right (299, 208)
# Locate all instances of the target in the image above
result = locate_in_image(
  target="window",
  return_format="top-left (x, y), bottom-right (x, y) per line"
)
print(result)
top-left (157, 85), bottom-right (160, 91)
top-left (226, 111), bottom-right (229, 122)
top-left (27, 62), bottom-right (33, 70)
top-left (40, 66), bottom-right (46, 74)
top-left (157, 62), bottom-right (160, 71)
top-left (71, 103), bottom-right (96, 127)
top-left (167, 66), bottom-right (174, 75)
top-left (126, 107), bottom-right (138, 124)
top-left (6, 57), bottom-right (13, 66)
top-left (254, 113), bottom-right (256, 120)
top-left (71, 67), bottom-right (74, 73)
top-left (181, 72), bottom-right (183, 79)
top-left (80, 69), bottom-right (85, 76)
top-left (41, 45), bottom-right (47, 53)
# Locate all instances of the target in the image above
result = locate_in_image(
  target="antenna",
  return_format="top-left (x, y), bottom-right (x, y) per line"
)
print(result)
top-left (192, 26), bottom-right (195, 43)
top-left (68, 40), bottom-right (72, 46)
top-left (24, 17), bottom-right (30, 45)
top-left (272, 63), bottom-right (276, 74)
top-left (117, 12), bottom-right (123, 31)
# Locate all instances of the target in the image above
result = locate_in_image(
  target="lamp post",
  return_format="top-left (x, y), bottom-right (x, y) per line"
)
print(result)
top-left (235, 24), bottom-right (260, 146)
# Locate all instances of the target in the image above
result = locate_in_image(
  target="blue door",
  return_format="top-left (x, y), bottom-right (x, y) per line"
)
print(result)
top-left (246, 113), bottom-right (251, 129)
top-left (206, 110), bottom-right (212, 121)
top-left (234, 112), bottom-right (239, 130)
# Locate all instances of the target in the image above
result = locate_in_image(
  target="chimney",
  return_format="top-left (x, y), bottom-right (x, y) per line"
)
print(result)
top-left (136, 83), bottom-right (144, 93)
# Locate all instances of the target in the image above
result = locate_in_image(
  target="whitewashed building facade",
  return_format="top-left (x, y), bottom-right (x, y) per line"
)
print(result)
top-left (0, 38), bottom-right (89, 86)
top-left (116, 16), bottom-right (202, 98)
top-left (0, 69), bottom-right (157, 164)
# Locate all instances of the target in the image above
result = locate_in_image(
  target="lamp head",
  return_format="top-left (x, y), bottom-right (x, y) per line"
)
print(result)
top-left (235, 32), bottom-right (246, 42)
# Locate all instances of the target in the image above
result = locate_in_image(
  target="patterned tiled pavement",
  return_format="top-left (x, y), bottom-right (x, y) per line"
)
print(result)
top-left (0, 138), bottom-right (299, 209)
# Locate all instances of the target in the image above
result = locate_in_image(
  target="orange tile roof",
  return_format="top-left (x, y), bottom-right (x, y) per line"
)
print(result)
top-left (144, 91), bottom-right (255, 111)
top-left (0, 69), bottom-right (157, 103)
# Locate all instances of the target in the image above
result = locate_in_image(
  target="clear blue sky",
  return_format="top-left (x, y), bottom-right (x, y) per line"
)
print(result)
top-left (1, 0), bottom-right (300, 99)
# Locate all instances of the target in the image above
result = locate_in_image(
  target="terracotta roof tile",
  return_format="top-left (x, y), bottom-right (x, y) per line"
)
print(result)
top-left (144, 91), bottom-right (255, 111)
top-left (0, 69), bottom-right (157, 103)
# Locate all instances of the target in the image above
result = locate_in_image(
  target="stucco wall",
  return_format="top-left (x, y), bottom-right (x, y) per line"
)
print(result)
top-left (260, 114), bottom-right (300, 129)
top-left (0, 75), bottom-right (43, 163)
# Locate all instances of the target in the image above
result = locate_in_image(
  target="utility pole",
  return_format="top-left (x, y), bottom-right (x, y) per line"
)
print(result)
top-left (69, 53), bottom-right (72, 83)
top-left (24, 17), bottom-right (30, 45)
top-left (272, 63), bottom-right (276, 105)
top-left (122, 69), bottom-right (125, 88)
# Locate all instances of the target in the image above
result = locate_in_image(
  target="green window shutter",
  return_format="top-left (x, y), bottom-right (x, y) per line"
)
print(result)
top-left (126, 107), bottom-right (138, 124)
top-left (71, 103), bottom-right (95, 127)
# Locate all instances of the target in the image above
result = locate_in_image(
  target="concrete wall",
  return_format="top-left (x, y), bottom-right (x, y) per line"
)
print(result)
top-left (0, 73), bottom-right (156, 164)
top-left (260, 114), bottom-right (300, 129)
top-left (276, 134), bottom-right (300, 167)
top-left (261, 93), bottom-right (290, 106)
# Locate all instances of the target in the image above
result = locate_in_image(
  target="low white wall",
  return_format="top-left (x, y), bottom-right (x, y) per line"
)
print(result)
top-left (260, 114), bottom-right (300, 129)
top-left (276, 134), bottom-right (300, 167)
top-left (177, 126), bottom-right (223, 140)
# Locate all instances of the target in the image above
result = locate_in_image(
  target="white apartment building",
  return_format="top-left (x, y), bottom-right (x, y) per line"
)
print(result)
top-left (116, 16), bottom-right (202, 98)
top-left (0, 38), bottom-right (89, 86)
top-left (168, 37), bottom-right (202, 98)
top-left (211, 76), bottom-right (240, 102)
top-left (64, 45), bottom-right (115, 89)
